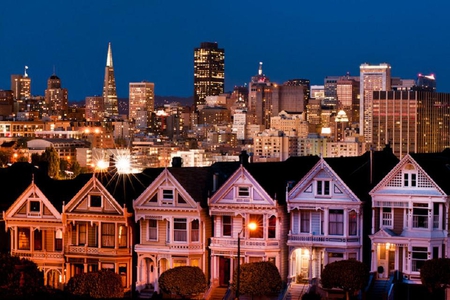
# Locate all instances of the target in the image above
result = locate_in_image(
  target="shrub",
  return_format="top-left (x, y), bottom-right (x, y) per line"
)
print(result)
top-left (66, 270), bottom-right (123, 299)
top-left (158, 266), bottom-right (207, 299)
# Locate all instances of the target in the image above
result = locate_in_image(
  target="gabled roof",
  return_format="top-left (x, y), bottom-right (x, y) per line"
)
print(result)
top-left (168, 167), bottom-right (211, 207)
top-left (324, 148), bottom-right (399, 201)
top-left (409, 150), bottom-right (450, 194)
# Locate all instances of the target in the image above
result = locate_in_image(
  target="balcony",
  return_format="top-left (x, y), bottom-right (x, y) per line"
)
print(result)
top-left (210, 237), bottom-right (279, 248)
top-left (287, 233), bottom-right (360, 246)
top-left (66, 245), bottom-right (130, 256)
top-left (12, 250), bottom-right (64, 260)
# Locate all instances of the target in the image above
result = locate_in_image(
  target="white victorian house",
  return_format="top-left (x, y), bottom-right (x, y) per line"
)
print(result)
top-left (208, 161), bottom-right (291, 288)
top-left (133, 167), bottom-right (212, 293)
top-left (287, 157), bottom-right (365, 283)
top-left (369, 152), bottom-right (450, 282)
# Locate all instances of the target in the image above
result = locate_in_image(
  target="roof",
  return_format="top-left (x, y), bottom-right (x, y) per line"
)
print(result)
top-left (409, 149), bottom-right (450, 194)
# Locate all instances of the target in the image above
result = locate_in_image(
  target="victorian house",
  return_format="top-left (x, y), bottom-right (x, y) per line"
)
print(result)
top-left (133, 167), bottom-right (212, 293)
top-left (369, 152), bottom-right (450, 282)
top-left (62, 173), bottom-right (135, 291)
top-left (286, 149), bottom-right (398, 284)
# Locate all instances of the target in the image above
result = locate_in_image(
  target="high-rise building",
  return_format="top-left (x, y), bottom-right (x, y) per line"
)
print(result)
top-left (44, 74), bottom-right (68, 118)
top-left (129, 81), bottom-right (155, 132)
top-left (372, 90), bottom-right (450, 158)
top-left (103, 42), bottom-right (118, 117)
top-left (336, 74), bottom-right (360, 124)
top-left (359, 63), bottom-right (391, 144)
top-left (272, 79), bottom-right (309, 116)
top-left (193, 42), bottom-right (225, 111)
top-left (85, 96), bottom-right (104, 121)
top-left (413, 74), bottom-right (436, 92)
top-left (248, 62), bottom-right (274, 128)
top-left (11, 66), bottom-right (31, 100)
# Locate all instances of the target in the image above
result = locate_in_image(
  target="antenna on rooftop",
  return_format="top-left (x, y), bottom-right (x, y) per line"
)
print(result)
top-left (24, 66), bottom-right (29, 77)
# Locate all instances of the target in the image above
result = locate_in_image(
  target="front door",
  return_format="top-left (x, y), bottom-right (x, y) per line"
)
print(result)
top-left (219, 257), bottom-right (230, 287)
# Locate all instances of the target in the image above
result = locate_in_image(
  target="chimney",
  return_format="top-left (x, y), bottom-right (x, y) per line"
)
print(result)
top-left (171, 156), bottom-right (183, 168)
top-left (239, 150), bottom-right (249, 166)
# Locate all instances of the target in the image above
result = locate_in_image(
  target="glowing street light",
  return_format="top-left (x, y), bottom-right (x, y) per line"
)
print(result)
top-left (236, 221), bottom-right (257, 300)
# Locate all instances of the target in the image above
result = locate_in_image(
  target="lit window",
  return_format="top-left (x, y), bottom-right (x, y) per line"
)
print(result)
top-left (118, 224), bottom-right (127, 248)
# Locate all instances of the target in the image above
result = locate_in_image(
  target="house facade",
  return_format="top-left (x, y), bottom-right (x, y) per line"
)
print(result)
top-left (369, 153), bottom-right (449, 282)
top-left (287, 158), bottom-right (364, 283)
top-left (133, 167), bottom-right (212, 293)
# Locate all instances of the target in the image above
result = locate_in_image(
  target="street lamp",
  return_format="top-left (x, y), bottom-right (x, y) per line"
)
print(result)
top-left (236, 221), bottom-right (257, 300)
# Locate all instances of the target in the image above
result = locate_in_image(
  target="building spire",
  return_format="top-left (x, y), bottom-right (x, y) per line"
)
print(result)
top-left (258, 62), bottom-right (263, 76)
top-left (106, 42), bottom-right (113, 67)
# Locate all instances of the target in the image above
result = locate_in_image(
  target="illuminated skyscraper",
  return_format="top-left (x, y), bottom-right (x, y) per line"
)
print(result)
top-left (336, 74), bottom-right (360, 124)
top-left (248, 62), bottom-right (273, 128)
top-left (129, 81), bottom-right (155, 132)
top-left (103, 42), bottom-right (118, 117)
top-left (85, 96), bottom-right (104, 121)
top-left (193, 42), bottom-right (225, 111)
top-left (359, 63), bottom-right (391, 144)
top-left (11, 66), bottom-right (31, 100)
top-left (44, 74), bottom-right (68, 118)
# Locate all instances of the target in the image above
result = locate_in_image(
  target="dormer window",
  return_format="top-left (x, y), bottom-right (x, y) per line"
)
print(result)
top-left (316, 180), bottom-right (330, 196)
top-left (238, 186), bottom-right (250, 197)
top-left (89, 195), bottom-right (102, 208)
top-left (161, 189), bottom-right (174, 205)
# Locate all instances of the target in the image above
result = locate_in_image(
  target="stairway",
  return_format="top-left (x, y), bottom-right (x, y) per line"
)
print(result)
top-left (138, 283), bottom-right (155, 299)
top-left (367, 279), bottom-right (390, 300)
top-left (284, 283), bottom-right (309, 300)
top-left (207, 286), bottom-right (228, 300)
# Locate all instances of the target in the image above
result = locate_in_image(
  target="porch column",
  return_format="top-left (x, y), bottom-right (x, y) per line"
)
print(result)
top-left (371, 243), bottom-right (377, 272)
top-left (308, 248), bottom-right (313, 284)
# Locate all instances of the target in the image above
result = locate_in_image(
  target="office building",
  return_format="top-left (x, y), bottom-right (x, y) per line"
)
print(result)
top-left (336, 74), bottom-right (360, 124)
top-left (413, 74), bottom-right (436, 92)
top-left (193, 42), bottom-right (225, 111)
top-left (103, 42), bottom-right (118, 117)
top-left (248, 62), bottom-right (274, 128)
top-left (85, 96), bottom-right (104, 121)
top-left (372, 91), bottom-right (450, 158)
top-left (129, 81), bottom-right (155, 132)
top-left (44, 74), bottom-right (69, 118)
top-left (360, 63), bottom-right (391, 144)
top-left (11, 67), bottom-right (31, 100)
top-left (272, 79), bottom-right (308, 115)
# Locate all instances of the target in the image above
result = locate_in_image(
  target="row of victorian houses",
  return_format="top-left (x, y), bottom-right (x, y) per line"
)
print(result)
top-left (1, 147), bottom-right (449, 296)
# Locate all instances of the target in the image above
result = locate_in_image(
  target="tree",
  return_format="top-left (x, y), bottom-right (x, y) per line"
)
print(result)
top-left (231, 261), bottom-right (282, 299)
top-left (65, 270), bottom-right (123, 298)
top-left (0, 252), bottom-right (45, 299)
top-left (158, 266), bottom-right (207, 299)
top-left (321, 260), bottom-right (369, 300)
top-left (72, 161), bottom-right (81, 177)
top-left (420, 258), bottom-right (450, 297)
top-left (0, 148), bottom-right (12, 167)
top-left (41, 147), bottom-right (60, 178)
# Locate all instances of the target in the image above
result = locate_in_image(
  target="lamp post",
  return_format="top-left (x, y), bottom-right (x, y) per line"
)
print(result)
top-left (236, 222), bottom-right (257, 300)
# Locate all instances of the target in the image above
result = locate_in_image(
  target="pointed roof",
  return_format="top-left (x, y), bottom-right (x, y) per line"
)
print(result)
top-left (409, 150), bottom-right (450, 194)
top-left (106, 42), bottom-right (113, 67)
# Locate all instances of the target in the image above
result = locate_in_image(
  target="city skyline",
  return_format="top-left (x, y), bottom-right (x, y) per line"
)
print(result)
top-left (1, 1), bottom-right (450, 101)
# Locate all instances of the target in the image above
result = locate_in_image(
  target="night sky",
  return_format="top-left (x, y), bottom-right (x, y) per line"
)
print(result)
top-left (1, 0), bottom-right (450, 101)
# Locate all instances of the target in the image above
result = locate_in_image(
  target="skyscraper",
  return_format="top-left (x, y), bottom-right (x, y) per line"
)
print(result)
top-left (103, 42), bottom-right (118, 117)
top-left (248, 62), bottom-right (273, 128)
top-left (129, 81), bottom-right (155, 132)
top-left (11, 66), bottom-right (31, 100)
top-left (44, 74), bottom-right (68, 118)
top-left (336, 74), bottom-right (360, 124)
top-left (359, 63), bottom-right (391, 144)
top-left (85, 96), bottom-right (104, 121)
top-left (193, 42), bottom-right (225, 111)
top-left (413, 74), bottom-right (436, 92)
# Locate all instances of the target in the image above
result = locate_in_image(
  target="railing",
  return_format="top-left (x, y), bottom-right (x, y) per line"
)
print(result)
top-left (210, 238), bottom-right (279, 248)
top-left (288, 234), bottom-right (360, 244)
top-left (66, 245), bottom-right (130, 255)
top-left (168, 243), bottom-right (204, 250)
top-left (12, 250), bottom-right (64, 260)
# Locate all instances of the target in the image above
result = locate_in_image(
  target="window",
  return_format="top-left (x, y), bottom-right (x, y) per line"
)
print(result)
top-left (88, 224), bottom-right (98, 247)
top-left (148, 220), bottom-right (158, 241)
top-left (268, 216), bottom-right (276, 238)
top-left (161, 189), bottom-right (174, 205)
top-left (174, 218), bottom-right (187, 242)
top-left (433, 203), bottom-right (440, 229)
top-left (34, 230), bottom-right (42, 250)
top-left (349, 211), bottom-right (357, 236)
top-left (316, 180), bottom-right (330, 196)
top-left (329, 210), bottom-right (344, 235)
top-left (301, 211), bottom-right (310, 233)
top-left (413, 203), bottom-right (428, 228)
top-left (412, 247), bottom-right (428, 272)
top-left (90, 195), bottom-right (102, 207)
top-left (403, 165), bottom-right (417, 187)
top-left (191, 220), bottom-right (199, 242)
top-left (79, 223), bottom-right (87, 245)
top-left (222, 216), bottom-right (232, 237)
top-left (29, 201), bottom-right (41, 214)
top-left (18, 228), bottom-right (30, 250)
top-left (173, 258), bottom-right (187, 267)
top-left (55, 229), bottom-right (63, 251)
top-left (101, 223), bottom-right (115, 248)
top-left (382, 207), bottom-right (393, 227)
top-left (238, 186), bottom-right (250, 197)
top-left (249, 215), bottom-right (263, 238)
top-left (118, 224), bottom-right (127, 248)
